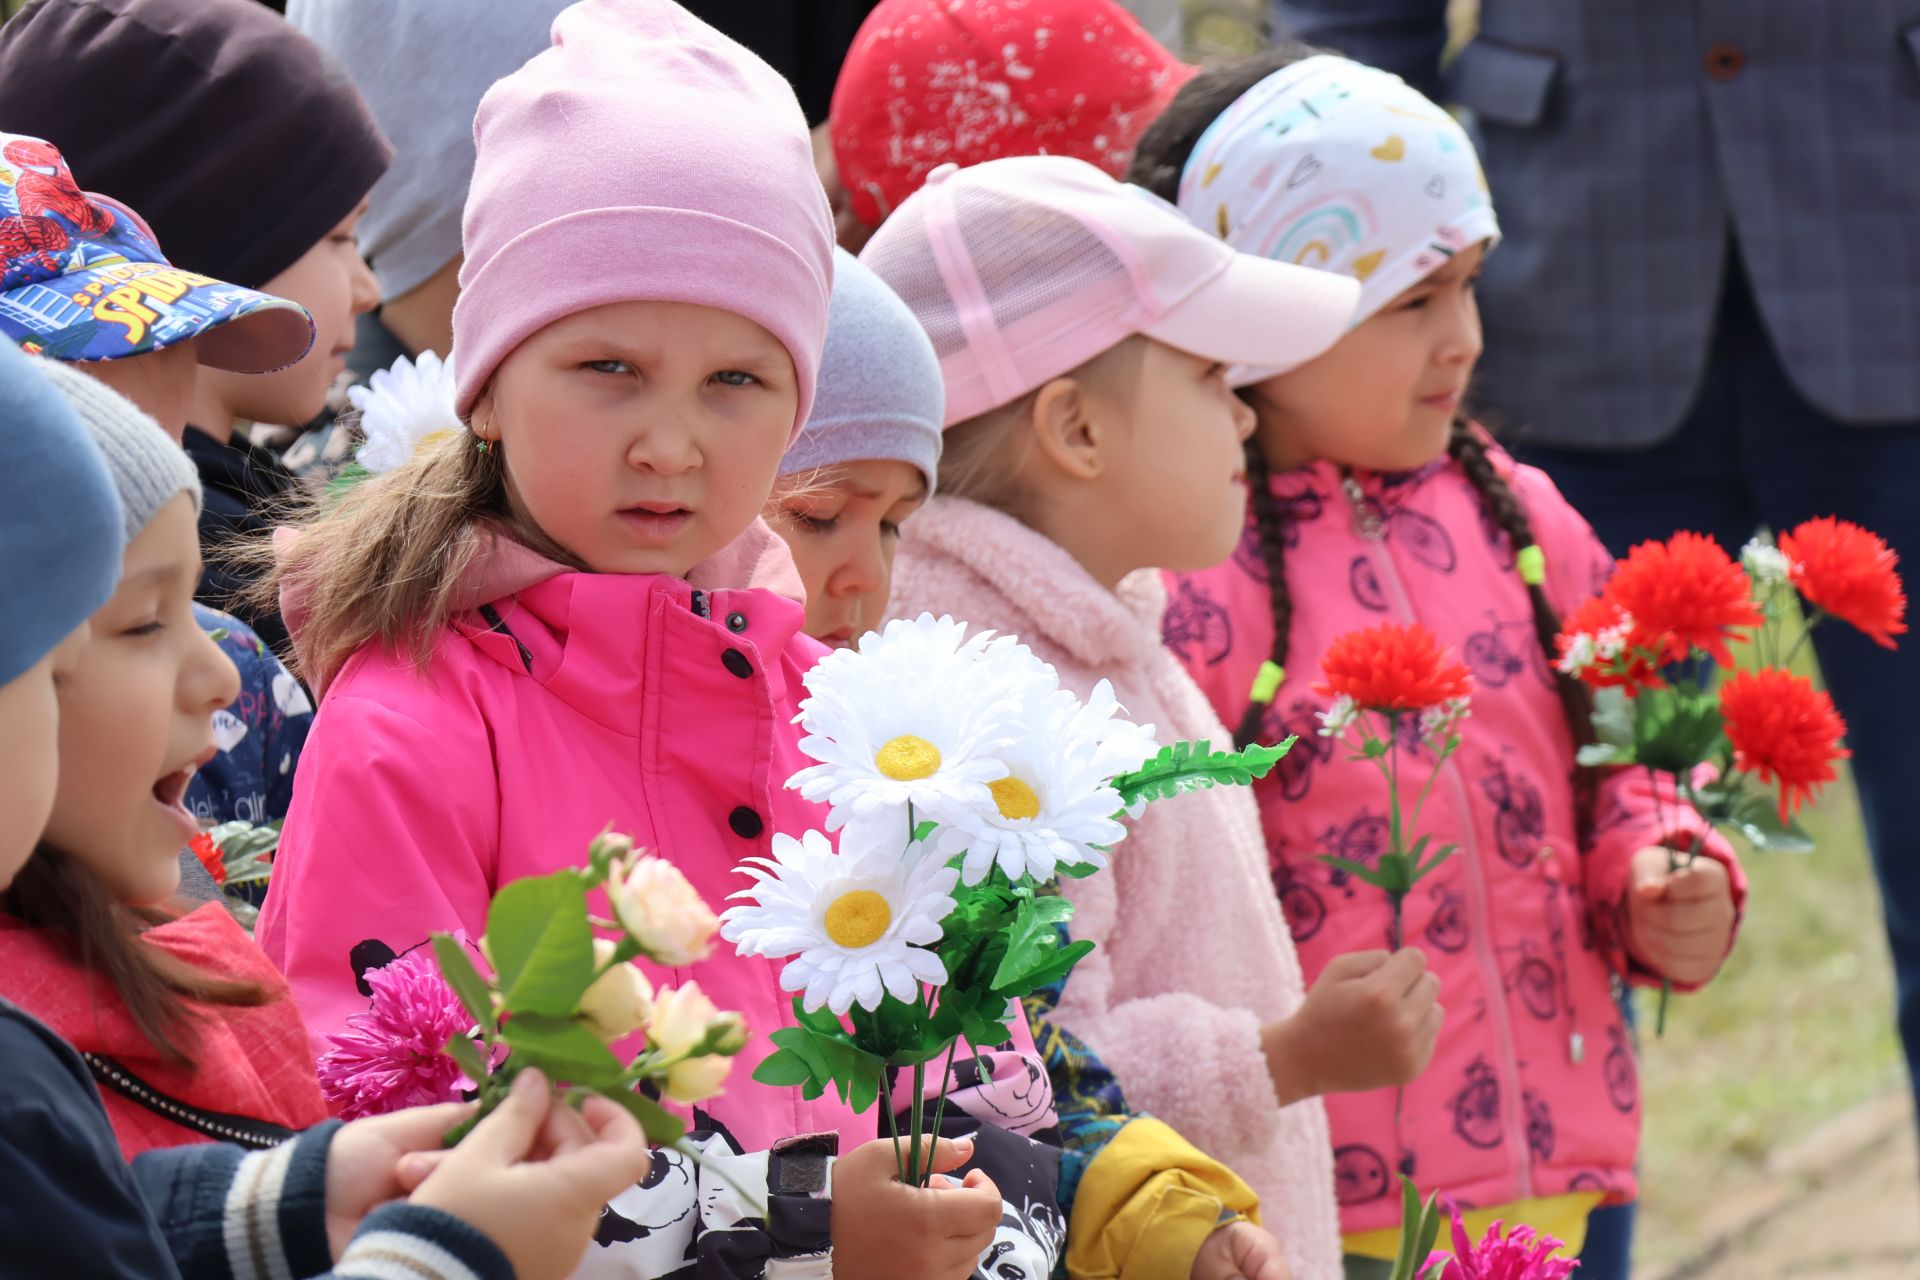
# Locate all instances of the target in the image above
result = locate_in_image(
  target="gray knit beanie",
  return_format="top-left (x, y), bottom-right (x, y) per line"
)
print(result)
top-left (34, 359), bottom-right (202, 542)
top-left (780, 248), bottom-right (944, 490)
top-left (287, 0), bottom-right (575, 302)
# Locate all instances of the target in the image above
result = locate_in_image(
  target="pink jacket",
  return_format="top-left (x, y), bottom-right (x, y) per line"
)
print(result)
top-left (1167, 447), bottom-right (1748, 1234)
top-left (890, 497), bottom-right (1342, 1280)
top-left (258, 563), bottom-right (870, 1152)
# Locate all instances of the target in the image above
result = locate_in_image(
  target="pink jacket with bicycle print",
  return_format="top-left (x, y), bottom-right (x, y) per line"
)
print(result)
top-left (1164, 442), bottom-right (1747, 1235)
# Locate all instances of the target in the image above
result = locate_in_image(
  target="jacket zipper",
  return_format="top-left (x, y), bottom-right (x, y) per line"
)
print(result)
top-left (1341, 476), bottom-right (1536, 1202)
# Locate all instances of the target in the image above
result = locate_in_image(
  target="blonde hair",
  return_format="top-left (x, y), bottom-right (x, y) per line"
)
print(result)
top-left (937, 336), bottom-right (1147, 517)
top-left (243, 425), bottom-right (581, 691)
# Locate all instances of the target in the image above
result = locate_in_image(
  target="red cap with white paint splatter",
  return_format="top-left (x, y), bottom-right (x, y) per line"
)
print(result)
top-left (860, 154), bottom-right (1360, 426)
top-left (829, 0), bottom-right (1195, 231)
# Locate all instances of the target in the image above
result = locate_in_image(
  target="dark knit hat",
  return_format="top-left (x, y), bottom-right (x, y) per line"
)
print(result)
top-left (0, 0), bottom-right (393, 290)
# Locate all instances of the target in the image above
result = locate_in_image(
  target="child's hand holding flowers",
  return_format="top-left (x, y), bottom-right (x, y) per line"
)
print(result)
top-left (1624, 845), bottom-right (1737, 987)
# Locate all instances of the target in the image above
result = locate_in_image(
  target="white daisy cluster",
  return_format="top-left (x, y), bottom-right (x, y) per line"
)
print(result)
top-left (1316, 694), bottom-right (1359, 737)
top-left (349, 350), bottom-right (463, 474)
top-left (1740, 535), bottom-right (1794, 589)
top-left (1554, 611), bottom-right (1636, 679)
top-left (719, 614), bottom-right (1159, 1015)
top-left (1419, 696), bottom-right (1472, 742)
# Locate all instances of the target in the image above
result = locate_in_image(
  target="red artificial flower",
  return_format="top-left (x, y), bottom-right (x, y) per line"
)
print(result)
top-left (188, 831), bottom-right (226, 886)
top-left (1316, 622), bottom-right (1473, 713)
top-left (1605, 532), bottom-right (1763, 667)
top-left (1554, 594), bottom-right (1662, 696)
top-left (1718, 668), bottom-right (1850, 822)
top-left (1779, 516), bottom-right (1908, 650)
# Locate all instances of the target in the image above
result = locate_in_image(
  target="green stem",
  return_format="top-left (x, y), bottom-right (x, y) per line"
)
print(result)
top-left (879, 1070), bottom-right (907, 1184)
top-left (907, 1059), bottom-right (927, 1187)
top-left (925, 1036), bottom-right (960, 1178)
top-left (1781, 609), bottom-right (1826, 669)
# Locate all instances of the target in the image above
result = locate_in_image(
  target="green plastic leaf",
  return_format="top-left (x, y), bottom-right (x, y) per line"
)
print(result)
top-left (608, 1086), bottom-right (687, 1146)
top-left (991, 895), bottom-right (1079, 992)
top-left (501, 1013), bottom-right (624, 1084)
top-left (1576, 742), bottom-right (1636, 767)
top-left (1716, 789), bottom-right (1817, 854)
top-left (1319, 854), bottom-right (1388, 890)
top-left (765, 1023), bottom-right (885, 1110)
top-left (1589, 686), bottom-right (1637, 750)
top-left (1412, 843), bottom-right (1458, 881)
top-left (431, 934), bottom-right (498, 1035)
top-left (1631, 685), bottom-right (1726, 776)
top-left (750, 1047), bottom-right (817, 1088)
top-left (1111, 737), bottom-right (1296, 808)
top-left (486, 874), bottom-right (595, 1017)
top-left (441, 1032), bottom-right (490, 1085)
top-left (1391, 1177), bottom-right (1422, 1280)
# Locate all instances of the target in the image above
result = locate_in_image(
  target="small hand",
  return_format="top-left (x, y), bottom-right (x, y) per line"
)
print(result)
top-left (830, 1134), bottom-right (1003, 1280)
top-left (1626, 846), bottom-right (1736, 985)
top-left (324, 1101), bottom-right (475, 1259)
top-left (1191, 1221), bottom-right (1292, 1280)
top-left (1264, 949), bottom-right (1443, 1104)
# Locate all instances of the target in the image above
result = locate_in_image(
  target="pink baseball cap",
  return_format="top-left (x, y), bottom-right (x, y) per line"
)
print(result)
top-left (858, 154), bottom-right (1360, 426)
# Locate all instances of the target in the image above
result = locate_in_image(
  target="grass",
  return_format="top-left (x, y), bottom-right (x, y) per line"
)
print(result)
top-left (1631, 727), bottom-right (1905, 1268)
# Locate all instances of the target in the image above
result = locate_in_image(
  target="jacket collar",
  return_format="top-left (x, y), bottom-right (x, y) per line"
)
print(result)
top-left (900, 496), bottom-right (1168, 673)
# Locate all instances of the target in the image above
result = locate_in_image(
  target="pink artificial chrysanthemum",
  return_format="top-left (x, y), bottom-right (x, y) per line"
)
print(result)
top-left (317, 944), bottom-right (483, 1120)
top-left (1425, 1202), bottom-right (1578, 1280)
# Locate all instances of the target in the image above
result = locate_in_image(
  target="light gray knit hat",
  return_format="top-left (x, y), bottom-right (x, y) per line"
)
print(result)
top-left (34, 358), bottom-right (201, 542)
top-left (288, 0), bottom-right (576, 302)
top-left (780, 248), bottom-right (944, 490)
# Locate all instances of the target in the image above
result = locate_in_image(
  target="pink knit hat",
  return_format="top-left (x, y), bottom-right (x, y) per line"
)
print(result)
top-left (451, 0), bottom-right (834, 432)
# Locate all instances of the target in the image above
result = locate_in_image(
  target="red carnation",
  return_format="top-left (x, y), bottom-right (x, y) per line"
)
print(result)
top-left (1554, 594), bottom-right (1663, 696)
top-left (1779, 517), bottom-right (1908, 650)
top-left (189, 831), bottom-right (226, 886)
top-left (1718, 668), bottom-right (1850, 822)
top-left (1606, 532), bottom-right (1763, 668)
top-left (1316, 622), bottom-right (1473, 713)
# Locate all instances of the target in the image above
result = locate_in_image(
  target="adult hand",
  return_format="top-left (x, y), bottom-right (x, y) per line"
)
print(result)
top-left (1625, 846), bottom-right (1737, 985)
top-left (1263, 949), bottom-right (1443, 1105)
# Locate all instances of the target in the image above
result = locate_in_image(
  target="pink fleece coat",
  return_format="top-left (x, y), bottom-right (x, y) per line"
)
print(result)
top-left (889, 497), bottom-right (1342, 1280)
top-left (257, 564), bottom-right (870, 1151)
top-left (1166, 446), bottom-right (1748, 1234)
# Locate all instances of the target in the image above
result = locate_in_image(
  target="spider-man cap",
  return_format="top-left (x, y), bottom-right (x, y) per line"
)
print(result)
top-left (0, 133), bottom-right (313, 373)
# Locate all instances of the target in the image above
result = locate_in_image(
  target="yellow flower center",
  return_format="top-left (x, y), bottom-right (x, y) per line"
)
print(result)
top-left (875, 734), bottom-right (942, 781)
top-left (823, 889), bottom-right (892, 949)
top-left (990, 776), bottom-right (1041, 821)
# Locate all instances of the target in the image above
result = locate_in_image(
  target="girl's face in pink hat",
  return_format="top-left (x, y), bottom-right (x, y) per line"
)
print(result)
top-left (475, 301), bottom-right (799, 577)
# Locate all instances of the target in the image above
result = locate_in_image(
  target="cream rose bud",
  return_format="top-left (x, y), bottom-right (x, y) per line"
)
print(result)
top-left (578, 939), bottom-right (654, 1043)
top-left (708, 1011), bottom-right (750, 1055)
top-left (607, 855), bottom-right (720, 966)
top-left (649, 981), bottom-right (734, 1103)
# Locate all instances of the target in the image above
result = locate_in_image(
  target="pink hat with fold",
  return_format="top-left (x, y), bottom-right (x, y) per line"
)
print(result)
top-left (451, 0), bottom-right (834, 433)
top-left (859, 155), bottom-right (1359, 426)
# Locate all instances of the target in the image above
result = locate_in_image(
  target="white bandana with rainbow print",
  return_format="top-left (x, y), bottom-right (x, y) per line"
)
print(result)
top-left (1177, 55), bottom-right (1499, 368)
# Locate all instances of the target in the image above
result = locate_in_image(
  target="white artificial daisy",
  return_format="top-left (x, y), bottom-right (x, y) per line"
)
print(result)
top-left (720, 828), bottom-right (959, 1015)
top-left (1553, 632), bottom-right (1597, 678)
top-left (1740, 536), bottom-right (1793, 589)
top-left (937, 678), bottom-right (1159, 885)
top-left (1317, 694), bottom-right (1360, 736)
top-left (1420, 696), bottom-right (1472, 743)
top-left (789, 614), bottom-right (1048, 828)
top-left (349, 351), bottom-right (463, 474)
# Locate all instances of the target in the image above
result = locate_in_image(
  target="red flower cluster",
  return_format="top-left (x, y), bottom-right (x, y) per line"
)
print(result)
top-left (188, 831), bottom-right (226, 886)
top-left (1317, 622), bottom-right (1473, 712)
top-left (1718, 668), bottom-right (1850, 822)
top-left (1554, 594), bottom-right (1662, 696)
top-left (1605, 532), bottom-right (1762, 667)
top-left (1780, 516), bottom-right (1908, 649)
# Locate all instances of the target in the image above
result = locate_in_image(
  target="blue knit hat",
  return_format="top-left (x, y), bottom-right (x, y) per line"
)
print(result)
top-left (779, 247), bottom-right (943, 491)
top-left (0, 342), bottom-right (124, 685)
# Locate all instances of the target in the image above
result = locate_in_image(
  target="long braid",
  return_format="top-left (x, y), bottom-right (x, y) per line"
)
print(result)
top-left (1447, 418), bottom-right (1599, 835)
top-left (1234, 439), bottom-right (1295, 749)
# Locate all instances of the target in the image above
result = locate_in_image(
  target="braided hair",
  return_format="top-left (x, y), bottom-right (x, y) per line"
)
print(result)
top-left (1232, 418), bottom-right (1599, 832)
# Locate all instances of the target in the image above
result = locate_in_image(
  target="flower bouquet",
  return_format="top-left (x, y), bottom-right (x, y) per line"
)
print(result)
top-left (1555, 521), bottom-right (1902, 1029)
top-left (188, 820), bottom-right (279, 927)
top-left (720, 615), bottom-right (1293, 1186)
top-left (1311, 622), bottom-right (1475, 951)
top-left (318, 831), bottom-right (747, 1147)
top-left (1383, 1177), bottom-right (1578, 1280)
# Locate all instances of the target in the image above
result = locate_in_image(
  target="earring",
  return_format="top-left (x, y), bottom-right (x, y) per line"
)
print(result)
top-left (475, 437), bottom-right (494, 455)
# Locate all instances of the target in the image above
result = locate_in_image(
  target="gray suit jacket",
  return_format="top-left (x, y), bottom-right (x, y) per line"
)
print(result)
top-left (1272, 1), bottom-right (1920, 447)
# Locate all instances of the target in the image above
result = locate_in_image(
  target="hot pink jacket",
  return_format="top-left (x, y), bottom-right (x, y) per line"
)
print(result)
top-left (890, 497), bottom-right (1343, 1280)
top-left (257, 563), bottom-right (870, 1151)
top-left (1166, 446), bottom-right (1748, 1234)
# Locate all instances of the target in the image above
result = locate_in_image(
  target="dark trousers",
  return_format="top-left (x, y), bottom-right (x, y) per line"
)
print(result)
top-left (1513, 257), bottom-right (1920, 1141)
